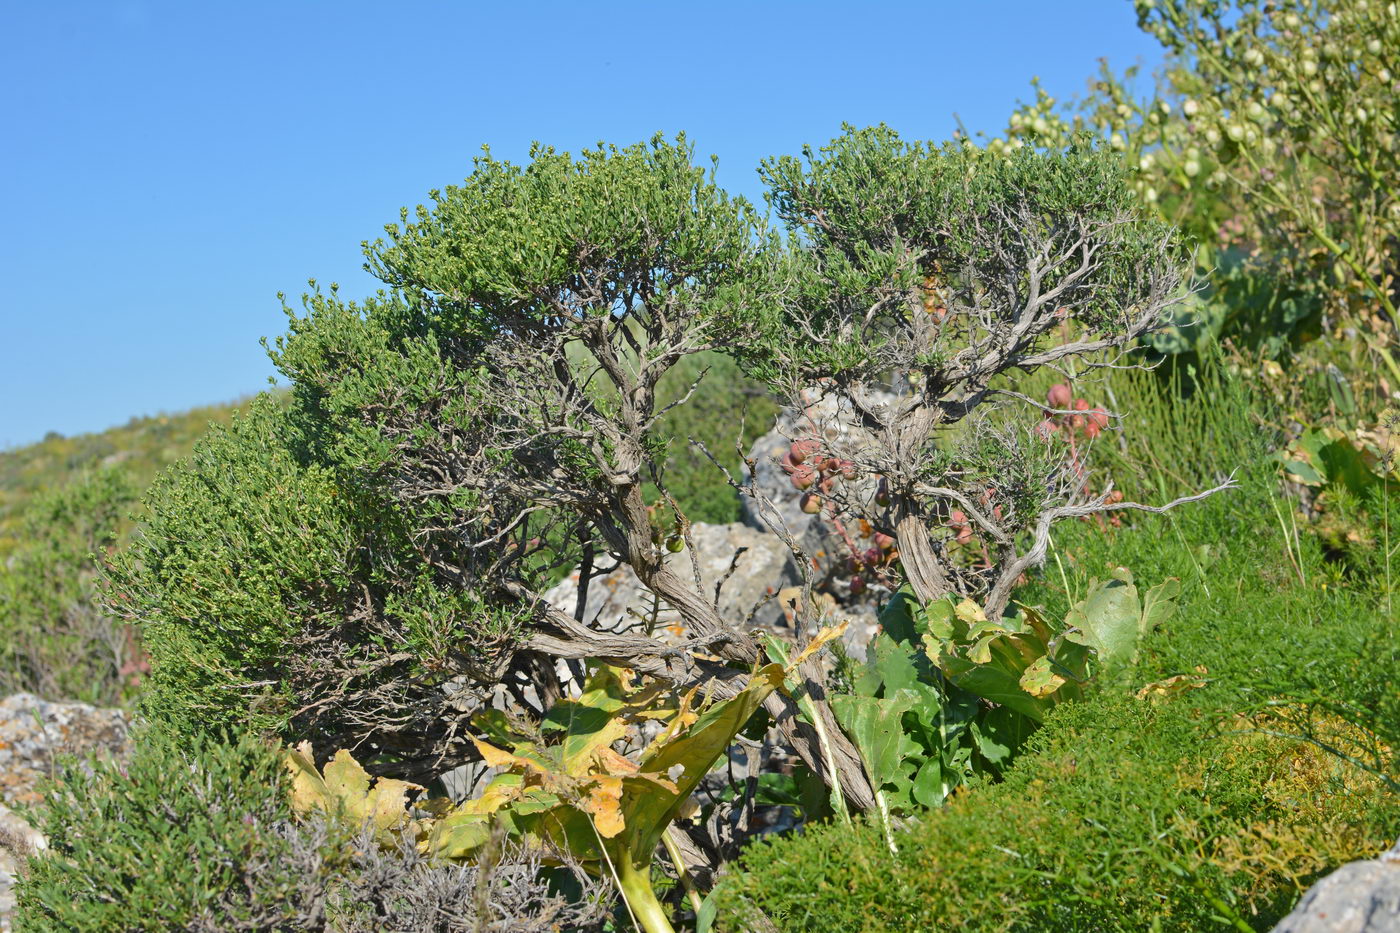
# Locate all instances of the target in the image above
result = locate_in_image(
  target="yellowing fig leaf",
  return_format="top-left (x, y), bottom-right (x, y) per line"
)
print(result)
top-left (594, 746), bottom-right (641, 776)
top-left (472, 737), bottom-right (539, 773)
top-left (955, 598), bottom-right (987, 625)
top-left (284, 741), bottom-right (330, 817)
top-left (638, 685), bottom-right (700, 760)
top-left (456, 773), bottom-right (525, 816)
top-left (322, 749), bottom-right (372, 805)
top-left (1019, 656), bottom-right (1067, 698)
top-left (282, 744), bottom-right (422, 845)
top-left (1135, 673), bottom-right (1208, 700)
top-left (584, 775), bottom-right (626, 838)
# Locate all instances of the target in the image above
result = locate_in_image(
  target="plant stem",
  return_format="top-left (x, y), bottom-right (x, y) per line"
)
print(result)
top-left (874, 788), bottom-right (898, 855)
top-left (805, 688), bottom-right (852, 825)
top-left (661, 827), bottom-right (704, 916)
top-left (615, 854), bottom-right (678, 933)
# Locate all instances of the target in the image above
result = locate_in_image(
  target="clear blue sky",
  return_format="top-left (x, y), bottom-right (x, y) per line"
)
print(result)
top-left (0, 1), bottom-right (1163, 449)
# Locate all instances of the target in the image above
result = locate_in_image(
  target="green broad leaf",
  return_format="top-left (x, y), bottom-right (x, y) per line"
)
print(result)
top-left (877, 587), bottom-right (923, 644)
top-left (473, 709), bottom-right (528, 748)
top-left (623, 664), bottom-right (784, 864)
top-left (1018, 655), bottom-right (1066, 698)
top-left (830, 689), bottom-right (921, 792)
top-left (1063, 575), bottom-right (1142, 673)
top-left (1139, 577), bottom-right (1181, 636)
top-left (918, 597), bottom-right (957, 643)
top-left (867, 633), bottom-right (921, 694)
top-left (541, 695), bottom-right (628, 777)
top-left (910, 756), bottom-right (946, 808)
top-left (940, 655), bottom-right (1048, 723)
top-left (512, 788), bottom-right (563, 816)
top-left (967, 633), bottom-right (999, 665)
top-left (696, 888), bottom-right (720, 933)
top-left (1015, 604), bottom-right (1059, 646)
top-left (972, 704), bottom-right (1034, 769)
top-left (424, 811), bottom-right (493, 860)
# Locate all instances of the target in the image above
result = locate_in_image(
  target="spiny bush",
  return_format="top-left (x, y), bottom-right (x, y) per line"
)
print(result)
top-left (16, 730), bottom-right (337, 931)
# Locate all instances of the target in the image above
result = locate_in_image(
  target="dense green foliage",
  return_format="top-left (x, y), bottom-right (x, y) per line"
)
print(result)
top-left (108, 137), bottom-right (784, 793)
top-left (993, 0), bottom-right (1400, 402)
top-left (0, 468), bottom-right (140, 705)
top-left (16, 730), bottom-right (610, 932)
top-left (0, 404), bottom-right (237, 557)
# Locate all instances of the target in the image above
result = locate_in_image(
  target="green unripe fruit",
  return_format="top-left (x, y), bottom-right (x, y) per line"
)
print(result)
top-left (665, 535), bottom-right (685, 553)
top-left (1184, 159), bottom-right (1201, 177)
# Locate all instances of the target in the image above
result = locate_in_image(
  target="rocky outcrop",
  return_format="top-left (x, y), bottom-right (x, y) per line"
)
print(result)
top-left (542, 393), bottom-right (900, 661)
top-left (740, 391), bottom-right (896, 657)
top-left (0, 801), bottom-right (46, 932)
top-left (0, 693), bottom-right (131, 932)
top-left (545, 521), bottom-right (800, 634)
top-left (1271, 840), bottom-right (1400, 933)
top-left (0, 693), bottom-right (130, 808)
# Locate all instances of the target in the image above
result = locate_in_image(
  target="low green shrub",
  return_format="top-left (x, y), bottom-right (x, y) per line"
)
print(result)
top-left (14, 729), bottom-right (611, 932)
top-left (15, 729), bottom-right (337, 931)
top-left (715, 689), bottom-right (1397, 932)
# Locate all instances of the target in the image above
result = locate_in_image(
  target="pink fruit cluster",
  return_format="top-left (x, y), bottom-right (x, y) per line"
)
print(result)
top-left (1039, 383), bottom-right (1109, 440)
top-left (781, 438), bottom-right (858, 516)
top-left (845, 530), bottom-right (898, 596)
top-left (947, 487), bottom-right (1002, 547)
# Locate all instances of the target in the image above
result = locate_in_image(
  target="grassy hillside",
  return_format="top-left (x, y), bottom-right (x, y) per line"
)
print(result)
top-left (0, 402), bottom-right (242, 705)
top-left (0, 403), bottom-right (241, 559)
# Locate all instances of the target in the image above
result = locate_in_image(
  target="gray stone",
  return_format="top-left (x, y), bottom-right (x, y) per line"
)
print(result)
top-left (1271, 840), bottom-right (1400, 933)
top-left (544, 521), bottom-right (800, 635)
top-left (0, 692), bottom-right (128, 933)
top-left (0, 799), bottom-right (48, 933)
top-left (0, 692), bottom-right (130, 808)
